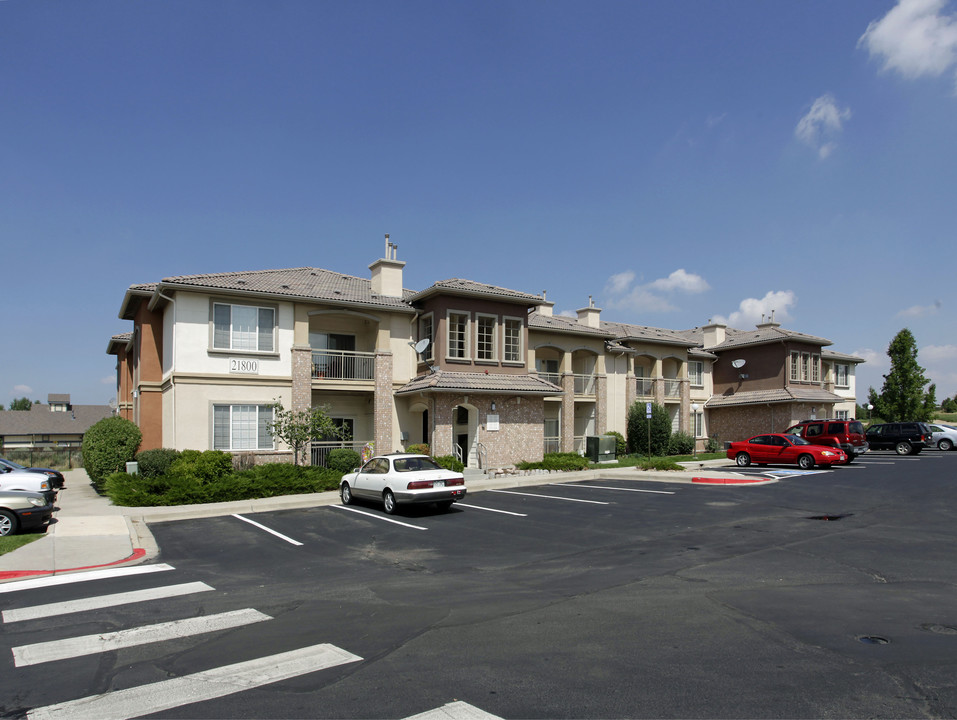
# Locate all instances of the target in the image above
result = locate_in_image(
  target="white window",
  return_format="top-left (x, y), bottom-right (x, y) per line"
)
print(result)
top-left (447, 312), bottom-right (469, 359)
top-left (692, 410), bottom-right (704, 438)
top-left (811, 354), bottom-right (821, 382)
top-left (790, 352), bottom-right (800, 381)
top-left (503, 317), bottom-right (522, 363)
top-left (801, 353), bottom-right (810, 382)
top-left (835, 363), bottom-right (849, 387)
top-left (476, 314), bottom-right (496, 361)
top-left (213, 404), bottom-right (274, 451)
top-left (213, 303), bottom-right (275, 352)
top-left (418, 314), bottom-right (434, 360)
top-left (835, 410), bottom-right (849, 420)
top-left (689, 361), bottom-right (703, 387)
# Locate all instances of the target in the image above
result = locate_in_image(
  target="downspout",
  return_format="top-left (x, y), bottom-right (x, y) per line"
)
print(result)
top-left (157, 291), bottom-right (176, 449)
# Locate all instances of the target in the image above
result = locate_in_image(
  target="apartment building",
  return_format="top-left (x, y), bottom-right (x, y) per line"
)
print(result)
top-left (108, 245), bottom-right (862, 466)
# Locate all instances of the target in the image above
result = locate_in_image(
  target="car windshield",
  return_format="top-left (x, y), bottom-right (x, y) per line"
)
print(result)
top-left (1, 458), bottom-right (26, 470)
top-left (393, 457), bottom-right (443, 472)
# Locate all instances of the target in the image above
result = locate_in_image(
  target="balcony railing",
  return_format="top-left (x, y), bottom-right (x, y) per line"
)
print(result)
top-left (539, 371), bottom-right (561, 387)
top-left (664, 379), bottom-right (681, 398)
top-left (574, 373), bottom-right (596, 396)
top-left (636, 378), bottom-right (655, 397)
top-left (544, 436), bottom-right (561, 454)
top-left (310, 440), bottom-right (370, 468)
top-left (312, 350), bottom-right (375, 381)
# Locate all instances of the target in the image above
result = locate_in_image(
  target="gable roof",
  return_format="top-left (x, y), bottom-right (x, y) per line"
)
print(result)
top-left (679, 324), bottom-right (832, 351)
top-left (396, 370), bottom-right (562, 395)
top-left (528, 312), bottom-right (613, 338)
top-left (0, 404), bottom-right (114, 437)
top-left (408, 278), bottom-right (544, 305)
top-left (600, 320), bottom-right (697, 348)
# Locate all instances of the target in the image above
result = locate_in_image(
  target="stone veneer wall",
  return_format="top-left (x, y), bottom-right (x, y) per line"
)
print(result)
top-left (561, 374), bottom-right (575, 453)
top-left (373, 351), bottom-right (394, 454)
top-left (708, 403), bottom-right (828, 446)
top-left (595, 375), bottom-right (607, 435)
top-left (291, 346), bottom-right (313, 414)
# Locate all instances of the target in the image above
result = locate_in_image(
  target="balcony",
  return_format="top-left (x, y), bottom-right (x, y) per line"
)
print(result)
top-left (539, 371), bottom-right (561, 388)
top-left (573, 373), bottom-right (596, 396)
top-left (312, 350), bottom-right (376, 381)
top-left (663, 379), bottom-right (681, 399)
top-left (635, 378), bottom-right (655, 397)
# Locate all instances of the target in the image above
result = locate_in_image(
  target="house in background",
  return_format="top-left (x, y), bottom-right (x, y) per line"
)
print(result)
top-left (108, 242), bottom-right (863, 466)
top-left (0, 394), bottom-right (114, 450)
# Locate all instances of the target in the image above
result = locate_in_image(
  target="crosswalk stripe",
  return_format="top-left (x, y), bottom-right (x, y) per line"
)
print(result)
top-left (3, 582), bottom-right (215, 624)
top-left (27, 642), bottom-right (363, 720)
top-left (405, 700), bottom-right (504, 719)
top-left (13, 608), bottom-right (271, 667)
top-left (0, 564), bottom-right (175, 595)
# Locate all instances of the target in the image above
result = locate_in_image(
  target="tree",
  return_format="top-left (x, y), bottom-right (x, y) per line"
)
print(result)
top-left (942, 397), bottom-right (957, 414)
top-left (268, 401), bottom-right (348, 466)
top-left (627, 401), bottom-right (671, 456)
top-left (873, 329), bottom-right (935, 422)
top-left (8, 397), bottom-right (32, 411)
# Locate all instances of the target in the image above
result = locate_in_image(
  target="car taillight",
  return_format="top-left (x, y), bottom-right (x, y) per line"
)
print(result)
top-left (446, 478), bottom-right (464, 486)
top-left (407, 480), bottom-right (433, 489)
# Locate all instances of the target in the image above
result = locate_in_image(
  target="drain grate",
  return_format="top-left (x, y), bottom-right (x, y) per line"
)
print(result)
top-left (807, 514), bottom-right (853, 521)
top-left (858, 635), bottom-right (890, 645)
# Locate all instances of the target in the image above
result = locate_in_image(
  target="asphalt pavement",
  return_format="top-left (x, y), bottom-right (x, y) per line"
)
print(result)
top-left (0, 459), bottom-right (745, 583)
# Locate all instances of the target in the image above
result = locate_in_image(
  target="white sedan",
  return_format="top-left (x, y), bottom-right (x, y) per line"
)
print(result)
top-left (928, 424), bottom-right (957, 451)
top-left (339, 454), bottom-right (467, 514)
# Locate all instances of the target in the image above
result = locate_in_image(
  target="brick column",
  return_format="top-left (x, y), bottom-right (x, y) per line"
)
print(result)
top-left (561, 373), bottom-right (575, 453)
top-left (680, 379), bottom-right (691, 434)
top-left (374, 351), bottom-right (394, 455)
top-left (291, 346), bottom-right (313, 413)
top-left (596, 374), bottom-right (607, 435)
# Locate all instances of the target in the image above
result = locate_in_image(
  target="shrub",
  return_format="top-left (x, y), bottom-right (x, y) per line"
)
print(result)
top-left (406, 443), bottom-right (430, 455)
top-left (434, 455), bottom-right (464, 473)
top-left (81, 417), bottom-right (143, 491)
top-left (627, 401), bottom-right (671, 456)
top-left (326, 448), bottom-right (361, 473)
top-left (517, 452), bottom-right (590, 472)
top-left (705, 434), bottom-right (721, 454)
top-left (135, 448), bottom-right (182, 479)
top-left (667, 432), bottom-right (695, 456)
top-left (168, 450), bottom-right (234, 483)
top-left (605, 430), bottom-right (627, 457)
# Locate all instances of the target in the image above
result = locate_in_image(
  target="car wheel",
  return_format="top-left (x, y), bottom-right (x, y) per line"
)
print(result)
top-left (798, 454), bottom-right (815, 470)
top-left (735, 452), bottom-right (751, 467)
top-left (895, 441), bottom-right (912, 456)
top-left (0, 510), bottom-right (17, 537)
top-left (383, 489), bottom-right (397, 515)
top-left (939, 439), bottom-right (953, 451)
top-left (340, 482), bottom-right (353, 506)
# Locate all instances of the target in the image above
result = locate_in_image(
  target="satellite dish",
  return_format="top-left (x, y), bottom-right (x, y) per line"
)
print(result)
top-left (731, 359), bottom-right (746, 369)
top-left (414, 338), bottom-right (431, 354)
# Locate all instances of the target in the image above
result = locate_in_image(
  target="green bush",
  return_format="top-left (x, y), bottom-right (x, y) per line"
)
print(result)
top-left (168, 450), bottom-right (234, 483)
top-left (434, 455), bottom-right (464, 473)
top-left (667, 432), bottom-right (695, 456)
top-left (135, 448), bottom-right (182, 479)
top-left (605, 431), bottom-right (627, 457)
top-left (406, 443), bottom-right (430, 455)
top-left (81, 417), bottom-right (143, 491)
top-left (705, 434), bottom-right (722, 454)
top-left (517, 452), bottom-right (590, 472)
top-left (326, 448), bottom-right (361, 473)
top-left (627, 401), bottom-right (671, 456)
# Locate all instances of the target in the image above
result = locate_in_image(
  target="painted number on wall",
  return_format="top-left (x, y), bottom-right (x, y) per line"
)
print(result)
top-left (230, 358), bottom-right (260, 374)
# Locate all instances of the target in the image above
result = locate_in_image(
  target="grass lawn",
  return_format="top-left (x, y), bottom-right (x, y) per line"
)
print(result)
top-left (0, 533), bottom-right (44, 556)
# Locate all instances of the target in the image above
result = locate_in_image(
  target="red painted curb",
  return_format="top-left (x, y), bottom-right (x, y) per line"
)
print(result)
top-left (692, 477), bottom-right (768, 485)
top-left (0, 548), bottom-right (147, 581)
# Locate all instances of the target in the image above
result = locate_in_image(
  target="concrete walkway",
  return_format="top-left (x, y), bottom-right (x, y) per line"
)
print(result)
top-left (0, 460), bottom-right (750, 583)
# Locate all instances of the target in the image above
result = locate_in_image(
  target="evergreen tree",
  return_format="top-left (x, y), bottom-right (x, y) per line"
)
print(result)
top-left (874, 329), bottom-right (935, 422)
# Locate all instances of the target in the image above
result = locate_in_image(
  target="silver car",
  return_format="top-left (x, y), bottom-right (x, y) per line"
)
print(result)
top-left (928, 424), bottom-right (957, 451)
top-left (339, 454), bottom-right (466, 514)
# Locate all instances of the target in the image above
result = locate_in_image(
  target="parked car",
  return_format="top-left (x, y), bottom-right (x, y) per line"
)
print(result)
top-left (864, 422), bottom-right (933, 455)
top-left (0, 457), bottom-right (65, 489)
top-left (0, 490), bottom-right (54, 536)
top-left (339, 453), bottom-right (467, 514)
top-left (783, 419), bottom-right (868, 463)
top-left (927, 424), bottom-right (957, 451)
top-left (727, 433), bottom-right (847, 469)
top-left (0, 466), bottom-right (57, 504)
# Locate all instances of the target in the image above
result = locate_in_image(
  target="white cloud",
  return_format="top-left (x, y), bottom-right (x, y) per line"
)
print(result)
top-left (604, 268), bottom-right (709, 313)
top-left (100, 375), bottom-right (116, 385)
top-left (12, 384), bottom-right (33, 396)
top-left (795, 94), bottom-right (852, 159)
top-left (920, 343), bottom-right (957, 362)
top-left (896, 299), bottom-right (942, 317)
top-left (859, 0), bottom-right (957, 88)
top-left (714, 290), bottom-right (797, 328)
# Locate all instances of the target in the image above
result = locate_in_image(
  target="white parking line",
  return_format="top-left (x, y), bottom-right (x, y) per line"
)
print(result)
top-left (489, 489), bottom-right (609, 505)
top-left (405, 700), bottom-right (504, 719)
top-left (555, 483), bottom-right (675, 495)
top-left (3, 582), bottom-right (215, 624)
top-left (13, 608), bottom-right (271, 667)
top-left (455, 503), bottom-right (527, 517)
top-left (330, 505), bottom-right (428, 530)
top-left (231, 514), bottom-right (303, 546)
top-left (26, 643), bottom-right (362, 720)
top-left (0, 564), bottom-right (175, 595)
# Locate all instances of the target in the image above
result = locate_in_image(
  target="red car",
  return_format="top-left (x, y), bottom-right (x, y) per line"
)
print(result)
top-left (727, 433), bottom-right (847, 469)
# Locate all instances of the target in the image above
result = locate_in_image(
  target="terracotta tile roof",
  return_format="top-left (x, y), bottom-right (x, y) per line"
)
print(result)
top-left (600, 320), bottom-right (697, 347)
top-left (157, 268), bottom-right (415, 312)
top-left (0, 404), bottom-right (114, 436)
top-left (705, 387), bottom-right (844, 408)
top-left (396, 370), bottom-right (562, 395)
top-left (528, 312), bottom-right (613, 338)
top-left (822, 349), bottom-right (865, 363)
top-left (408, 278), bottom-right (544, 305)
top-left (679, 325), bottom-right (831, 351)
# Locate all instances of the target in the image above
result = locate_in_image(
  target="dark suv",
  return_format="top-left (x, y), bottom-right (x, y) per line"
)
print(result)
top-left (865, 422), bottom-right (933, 455)
top-left (784, 419), bottom-right (868, 462)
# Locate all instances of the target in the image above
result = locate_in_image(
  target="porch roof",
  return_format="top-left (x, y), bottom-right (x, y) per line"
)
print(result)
top-left (705, 387), bottom-right (845, 408)
top-left (396, 370), bottom-right (563, 396)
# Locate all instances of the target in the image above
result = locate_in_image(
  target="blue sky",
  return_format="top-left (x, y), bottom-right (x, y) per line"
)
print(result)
top-left (3, 0), bottom-right (956, 408)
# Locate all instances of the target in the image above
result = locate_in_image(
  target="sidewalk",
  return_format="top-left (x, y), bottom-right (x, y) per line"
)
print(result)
top-left (0, 460), bottom-right (749, 583)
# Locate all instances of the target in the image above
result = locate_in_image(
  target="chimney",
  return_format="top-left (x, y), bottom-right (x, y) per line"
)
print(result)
top-left (369, 234), bottom-right (406, 298)
top-left (701, 320), bottom-right (726, 348)
top-left (536, 290), bottom-right (554, 316)
top-left (576, 295), bottom-right (601, 328)
top-left (755, 309), bottom-right (781, 330)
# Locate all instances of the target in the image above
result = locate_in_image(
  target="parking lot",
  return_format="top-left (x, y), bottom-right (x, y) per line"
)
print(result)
top-left (3, 449), bottom-right (957, 719)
